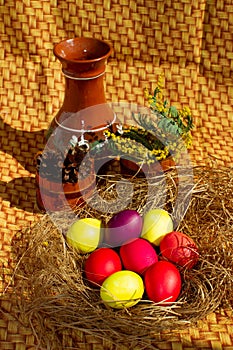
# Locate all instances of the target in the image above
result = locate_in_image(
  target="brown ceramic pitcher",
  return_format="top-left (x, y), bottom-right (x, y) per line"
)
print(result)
top-left (36, 37), bottom-right (114, 212)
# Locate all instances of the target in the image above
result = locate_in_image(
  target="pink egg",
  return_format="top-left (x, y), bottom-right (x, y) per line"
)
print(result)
top-left (120, 238), bottom-right (158, 275)
top-left (144, 260), bottom-right (182, 305)
top-left (84, 248), bottom-right (122, 287)
top-left (104, 210), bottom-right (143, 248)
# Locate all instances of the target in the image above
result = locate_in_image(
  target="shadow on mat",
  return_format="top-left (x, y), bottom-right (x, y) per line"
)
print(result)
top-left (0, 116), bottom-right (46, 213)
top-left (0, 115), bottom-right (47, 173)
top-left (0, 177), bottom-right (41, 213)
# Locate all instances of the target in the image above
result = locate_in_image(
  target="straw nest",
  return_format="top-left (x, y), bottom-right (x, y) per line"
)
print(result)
top-left (4, 164), bottom-right (233, 349)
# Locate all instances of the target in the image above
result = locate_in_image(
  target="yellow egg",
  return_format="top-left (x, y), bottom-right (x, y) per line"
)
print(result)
top-left (100, 270), bottom-right (144, 309)
top-left (141, 208), bottom-right (173, 246)
top-left (66, 218), bottom-right (102, 254)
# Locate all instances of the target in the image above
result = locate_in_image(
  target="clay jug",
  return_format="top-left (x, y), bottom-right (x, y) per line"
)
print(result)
top-left (36, 37), bottom-right (113, 212)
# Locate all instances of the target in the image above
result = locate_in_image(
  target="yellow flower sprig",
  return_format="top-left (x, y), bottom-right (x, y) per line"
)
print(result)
top-left (104, 128), bottom-right (170, 165)
top-left (92, 76), bottom-right (194, 166)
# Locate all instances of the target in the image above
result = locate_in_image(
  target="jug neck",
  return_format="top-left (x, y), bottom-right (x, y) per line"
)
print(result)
top-left (52, 37), bottom-right (112, 126)
top-left (55, 73), bottom-right (106, 125)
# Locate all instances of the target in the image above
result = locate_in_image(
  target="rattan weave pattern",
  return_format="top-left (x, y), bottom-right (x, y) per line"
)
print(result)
top-left (1, 0), bottom-right (233, 349)
top-left (1, 0), bottom-right (233, 165)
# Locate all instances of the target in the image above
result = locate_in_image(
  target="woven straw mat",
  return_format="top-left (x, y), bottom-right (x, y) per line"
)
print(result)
top-left (1, 0), bottom-right (233, 349)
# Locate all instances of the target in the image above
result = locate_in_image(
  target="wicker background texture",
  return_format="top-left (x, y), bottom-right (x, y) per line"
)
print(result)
top-left (1, 0), bottom-right (233, 349)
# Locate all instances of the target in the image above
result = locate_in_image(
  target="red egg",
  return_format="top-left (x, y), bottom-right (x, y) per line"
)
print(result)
top-left (104, 210), bottom-right (143, 248)
top-left (144, 261), bottom-right (181, 305)
top-left (120, 238), bottom-right (158, 275)
top-left (160, 231), bottom-right (199, 269)
top-left (84, 248), bottom-right (122, 287)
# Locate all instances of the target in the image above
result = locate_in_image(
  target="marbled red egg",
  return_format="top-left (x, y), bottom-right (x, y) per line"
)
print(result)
top-left (160, 231), bottom-right (199, 269)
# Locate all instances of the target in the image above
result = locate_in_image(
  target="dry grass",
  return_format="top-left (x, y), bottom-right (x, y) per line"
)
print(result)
top-left (2, 164), bottom-right (233, 349)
